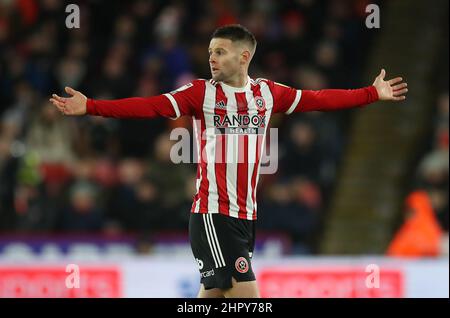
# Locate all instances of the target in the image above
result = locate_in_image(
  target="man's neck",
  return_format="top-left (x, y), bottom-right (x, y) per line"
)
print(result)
top-left (223, 72), bottom-right (248, 88)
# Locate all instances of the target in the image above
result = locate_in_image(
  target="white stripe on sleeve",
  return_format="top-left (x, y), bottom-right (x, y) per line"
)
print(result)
top-left (285, 90), bottom-right (302, 115)
top-left (163, 93), bottom-right (181, 119)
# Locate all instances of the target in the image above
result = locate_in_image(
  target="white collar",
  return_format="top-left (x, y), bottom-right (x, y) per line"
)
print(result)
top-left (219, 76), bottom-right (252, 92)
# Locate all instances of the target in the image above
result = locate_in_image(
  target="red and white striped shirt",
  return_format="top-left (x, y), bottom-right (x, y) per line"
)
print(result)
top-left (87, 77), bottom-right (379, 220)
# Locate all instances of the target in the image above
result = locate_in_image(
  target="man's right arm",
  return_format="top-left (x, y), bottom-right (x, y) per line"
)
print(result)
top-left (50, 81), bottom-right (205, 119)
top-left (86, 95), bottom-right (180, 119)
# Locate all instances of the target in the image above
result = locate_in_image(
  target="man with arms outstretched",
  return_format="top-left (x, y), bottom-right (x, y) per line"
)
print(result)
top-left (50, 24), bottom-right (408, 298)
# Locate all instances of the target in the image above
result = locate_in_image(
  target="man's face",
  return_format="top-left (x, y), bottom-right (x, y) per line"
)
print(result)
top-left (208, 38), bottom-right (242, 82)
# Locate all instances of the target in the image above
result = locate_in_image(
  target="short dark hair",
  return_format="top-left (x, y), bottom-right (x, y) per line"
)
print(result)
top-left (212, 24), bottom-right (257, 53)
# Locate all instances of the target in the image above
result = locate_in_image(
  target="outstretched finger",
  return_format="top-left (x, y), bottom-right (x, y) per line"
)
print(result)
top-left (388, 77), bottom-right (403, 85)
top-left (393, 88), bottom-right (408, 96)
top-left (52, 94), bottom-right (67, 103)
top-left (49, 98), bottom-right (65, 108)
top-left (392, 83), bottom-right (407, 91)
top-left (65, 86), bottom-right (77, 96)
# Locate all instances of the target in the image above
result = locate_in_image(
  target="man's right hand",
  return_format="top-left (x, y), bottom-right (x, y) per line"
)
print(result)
top-left (49, 86), bottom-right (87, 115)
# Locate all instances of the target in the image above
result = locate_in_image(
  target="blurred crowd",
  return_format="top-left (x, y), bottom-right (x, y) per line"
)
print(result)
top-left (417, 93), bottom-right (449, 233)
top-left (1, 0), bottom-right (383, 254)
top-left (388, 92), bottom-right (449, 257)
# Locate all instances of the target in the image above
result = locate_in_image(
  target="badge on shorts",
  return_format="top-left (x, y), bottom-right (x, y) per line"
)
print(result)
top-left (235, 257), bottom-right (249, 274)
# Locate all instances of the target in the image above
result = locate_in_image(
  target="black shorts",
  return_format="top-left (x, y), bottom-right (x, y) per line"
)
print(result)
top-left (189, 213), bottom-right (256, 290)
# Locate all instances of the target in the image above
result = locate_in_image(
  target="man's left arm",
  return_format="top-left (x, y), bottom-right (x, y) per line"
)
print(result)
top-left (275, 69), bottom-right (408, 114)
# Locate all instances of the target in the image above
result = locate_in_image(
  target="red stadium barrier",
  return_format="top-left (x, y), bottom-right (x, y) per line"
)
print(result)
top-left (0, 266), bottom-right (121, 298)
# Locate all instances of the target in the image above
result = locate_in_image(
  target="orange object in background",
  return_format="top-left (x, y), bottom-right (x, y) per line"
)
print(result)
top-left (387, 191), bottom-right (444, 257)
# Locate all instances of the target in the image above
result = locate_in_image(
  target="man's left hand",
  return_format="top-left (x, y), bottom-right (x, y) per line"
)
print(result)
top-left (373, 68), bottom-right (408, 101)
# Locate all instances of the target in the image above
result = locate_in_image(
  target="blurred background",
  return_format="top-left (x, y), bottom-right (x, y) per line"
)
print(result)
top-left (0, 0), bottom-right (448, 297)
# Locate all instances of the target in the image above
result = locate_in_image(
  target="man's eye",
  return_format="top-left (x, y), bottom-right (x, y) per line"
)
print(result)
top-left (209, 51), bottom-right (223, 56)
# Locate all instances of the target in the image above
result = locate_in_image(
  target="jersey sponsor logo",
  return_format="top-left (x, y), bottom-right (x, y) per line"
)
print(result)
top-left (216, 127), bottom-right (264, 135)
top-left (200, 269), bottom-right (215, 278)
top-left (255, 96), bottom-right (266, 111)
top-left (213, 114), bottom-right (266, 128)
top-left (235, 257), bottom-right (249, 274)
top-left (213, 114), bottom-right (266, 135)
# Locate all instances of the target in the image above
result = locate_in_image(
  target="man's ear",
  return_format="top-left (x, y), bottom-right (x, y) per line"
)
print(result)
top-left (240, 50), bottom-right (251, 65)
